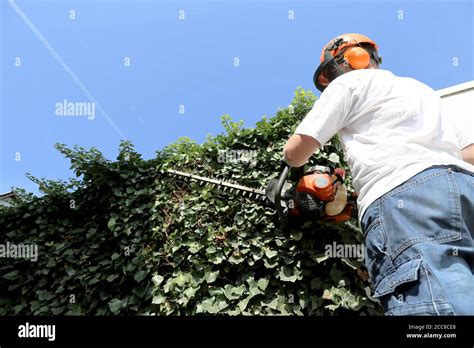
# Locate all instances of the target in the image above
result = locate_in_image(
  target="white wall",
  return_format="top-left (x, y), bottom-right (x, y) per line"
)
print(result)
top-left (437, 81), bottom-right (474, 149)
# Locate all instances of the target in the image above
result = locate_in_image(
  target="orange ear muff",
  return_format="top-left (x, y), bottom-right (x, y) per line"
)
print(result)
top-left (343, 46), bottom-right (371, 69)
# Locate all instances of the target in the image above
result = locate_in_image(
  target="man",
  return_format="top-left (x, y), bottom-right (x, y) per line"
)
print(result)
top-left (283, 33), bottom-right (474, 315)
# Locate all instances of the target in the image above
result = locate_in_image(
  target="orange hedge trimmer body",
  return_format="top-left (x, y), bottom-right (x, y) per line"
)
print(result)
top-left (168, 163), bottom-right (357, 227)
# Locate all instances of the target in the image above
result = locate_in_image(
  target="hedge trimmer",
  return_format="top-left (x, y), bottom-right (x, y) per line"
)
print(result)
top-left (167, 163), bottom-right (357, 226)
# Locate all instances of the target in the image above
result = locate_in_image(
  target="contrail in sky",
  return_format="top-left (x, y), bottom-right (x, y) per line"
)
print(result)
top-left (8, 0), bottom-right (128, 140)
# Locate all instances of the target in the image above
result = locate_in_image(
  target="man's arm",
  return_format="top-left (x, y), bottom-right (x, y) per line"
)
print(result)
top-left (461, 144), bottom-right (474, 165)
top-left (283, 82), bottom-right (352, 167)
top-left (283, 134), bottom-right (321, 167)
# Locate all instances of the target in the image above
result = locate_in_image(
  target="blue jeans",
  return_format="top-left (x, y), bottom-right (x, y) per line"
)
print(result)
top-left (361, 165), bottom-right (474, 315)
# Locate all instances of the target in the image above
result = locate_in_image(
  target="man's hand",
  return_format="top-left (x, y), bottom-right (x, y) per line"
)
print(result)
top-left (461, 144), bottom-right (474, 165)
top-left (283, 134), bottom-right (320, 167)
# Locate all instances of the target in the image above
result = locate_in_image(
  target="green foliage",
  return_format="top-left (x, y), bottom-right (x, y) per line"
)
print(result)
top-left (0, 88), bottom-right (382, 315)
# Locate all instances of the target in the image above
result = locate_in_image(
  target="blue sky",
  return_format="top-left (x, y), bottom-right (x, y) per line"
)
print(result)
top-left (1, 0), bottom-right (472, 195)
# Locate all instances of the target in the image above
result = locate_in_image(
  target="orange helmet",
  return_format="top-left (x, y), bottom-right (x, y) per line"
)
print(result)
top-left (313, 33), bottom-right (382, 92)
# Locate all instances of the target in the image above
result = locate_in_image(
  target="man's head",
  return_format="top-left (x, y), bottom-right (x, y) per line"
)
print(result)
top-left (313, 33), bottom-right (382, 92)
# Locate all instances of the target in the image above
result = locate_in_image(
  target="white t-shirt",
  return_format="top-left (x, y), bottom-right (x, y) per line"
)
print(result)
top-left (294, 69), bottom-right (474, 223)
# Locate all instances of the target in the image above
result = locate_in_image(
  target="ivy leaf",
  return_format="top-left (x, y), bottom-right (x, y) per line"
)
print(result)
top-left (152, 293), bottom-right (166, 305)
top-left (328, 153), bottom-right (340, 163)
top-left (223, 284), bottom-right (245, 300)
top-left (237, 295), bottom-right (253, 312)
top-left (265, 297), bottom-right (278, 310)
top-left (134, 270), bottom-right (147, 283)
top-left (263, 258), bottom-right (278, 268)
top-left (108, 298), bottom-right (127, 314)
top-left (204, 269), bottom-right (219, 284)
top-left (175, 272), bottom-right (189, 287)
top-left (200, 298), bottom-right (218, 314)
top-left (184, 287), bottom-right (198, 299)
top-left (188, 242), bottom-right (202, 254)
top-left (257, 278), bottom-right (270, 291)
top-left (106, 274), bottom-right (119, 282)
top-left (265, 249), bottom-right (278, 259)
top-left (315, 254), bottom-right (329, 264)
top-left (342, 257), bottom-right (361, 270)
top-left (290, 230), bottom-right (303, 241)
top-left (278, 266), bottom-right (301, 282)
top-left (224, 285), bottom-right (238, 300)
top-left (206, 245), bottom-right (217, 254)
top-left (152, 274), bottom-right (165, 286)
top-left (107, 217), bottom-right (116, 230)
top-left (3, 270), bottom-right (20, 281)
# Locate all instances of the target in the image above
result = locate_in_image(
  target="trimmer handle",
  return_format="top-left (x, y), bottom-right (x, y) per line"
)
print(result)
top-left (274, 164), bottom-right (291, 223)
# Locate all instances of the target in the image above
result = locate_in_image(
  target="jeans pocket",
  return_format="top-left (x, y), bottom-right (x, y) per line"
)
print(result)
top-left (373, 257), bottom-right (421, 298)
top-left (364, 218), bottom-right (388, 280)
top-left (374, 257), bottom-right (455, 316)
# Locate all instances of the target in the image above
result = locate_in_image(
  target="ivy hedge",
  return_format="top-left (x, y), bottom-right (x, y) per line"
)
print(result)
top-left (0, 88), bottom-right (382, 315)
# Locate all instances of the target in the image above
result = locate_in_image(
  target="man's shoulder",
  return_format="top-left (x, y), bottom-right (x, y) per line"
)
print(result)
top-left (333, 69), bottom-right (432, 93)
top-left (335, 68), bottom-right (394, 84)
top-left (326, 69), bottom-right (394, 97)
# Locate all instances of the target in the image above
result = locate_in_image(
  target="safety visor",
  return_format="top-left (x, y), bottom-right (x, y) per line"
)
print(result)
top-left (313, 52), bottom-right (345, 93)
